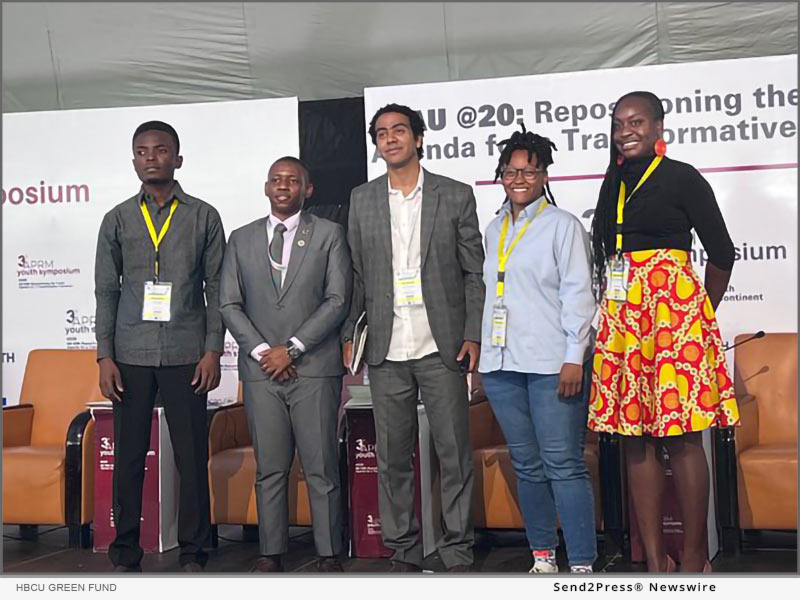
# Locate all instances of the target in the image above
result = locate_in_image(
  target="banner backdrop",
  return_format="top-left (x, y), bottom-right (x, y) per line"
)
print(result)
top-left (2, 98), bottom-right (299, 406)
top-left (364, 54), bottom-right (798, 348)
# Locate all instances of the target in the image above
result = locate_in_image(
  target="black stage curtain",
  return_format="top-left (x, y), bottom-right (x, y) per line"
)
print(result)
top-left (299, 97), bottom-right (367, 232)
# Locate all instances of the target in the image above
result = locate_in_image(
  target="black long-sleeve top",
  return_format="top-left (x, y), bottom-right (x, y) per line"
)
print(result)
top-left (605, 155), bottom-right (735, 270)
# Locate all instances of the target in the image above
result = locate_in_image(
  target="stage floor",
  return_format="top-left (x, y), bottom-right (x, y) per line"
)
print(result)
top-left (3, 525), bottom-right (796, 574)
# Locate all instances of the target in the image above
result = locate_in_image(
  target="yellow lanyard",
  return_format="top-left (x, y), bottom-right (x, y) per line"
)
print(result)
top-left (615, 155), bottom-right (662, 254)
top-left (140, 197), bottom-right (178, 280)
top-left (496, 200), bottom-right (547, 299)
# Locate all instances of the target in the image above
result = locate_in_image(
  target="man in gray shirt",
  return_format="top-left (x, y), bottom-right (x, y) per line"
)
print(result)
top-left (94, 121), bottom-right (226, 572)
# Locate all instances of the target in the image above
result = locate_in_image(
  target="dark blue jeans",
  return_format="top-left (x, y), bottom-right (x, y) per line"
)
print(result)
top-left (482, 366), bottom-right (597, 566)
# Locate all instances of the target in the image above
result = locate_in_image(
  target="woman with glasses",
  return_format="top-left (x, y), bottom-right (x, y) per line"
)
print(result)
top-left (478, 125), bottom-right (597, 573)
top-left (588, 91), bottom-right (737, 573)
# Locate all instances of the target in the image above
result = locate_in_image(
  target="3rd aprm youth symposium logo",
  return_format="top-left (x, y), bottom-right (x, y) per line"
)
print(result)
top-left (17, 253), bottom-right (82, 290)
top-left (5, 181), bottom-right (90, 289)
top-left (65, 308), bottom-right (97, 349)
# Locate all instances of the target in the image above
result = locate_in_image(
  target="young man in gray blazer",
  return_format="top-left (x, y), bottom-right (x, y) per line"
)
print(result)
top-left (220, 157), bottom-right (352, 572)
top-left (342, 104), bottom-right (486, 572)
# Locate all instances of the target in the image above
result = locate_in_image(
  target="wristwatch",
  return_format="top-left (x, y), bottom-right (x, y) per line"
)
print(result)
top-left (285, 340), bottom-right (302, 361)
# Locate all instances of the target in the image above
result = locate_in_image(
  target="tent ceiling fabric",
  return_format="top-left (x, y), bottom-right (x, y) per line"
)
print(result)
top-left (2, 2), bottom-right (797, 113)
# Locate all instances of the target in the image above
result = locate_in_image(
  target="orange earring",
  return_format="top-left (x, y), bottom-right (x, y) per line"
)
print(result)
top-left (654, 138), bottom-right (667, 157)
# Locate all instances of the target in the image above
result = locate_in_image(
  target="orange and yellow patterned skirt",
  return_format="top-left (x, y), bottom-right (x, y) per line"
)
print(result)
top-left (588, 249), bottom-right (739, 437)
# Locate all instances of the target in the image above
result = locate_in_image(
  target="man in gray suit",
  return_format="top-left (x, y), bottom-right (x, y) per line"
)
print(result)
top-left (342, 104), bottom-right (485, 572)
top-left (220, 157), bottom-right (352, 573)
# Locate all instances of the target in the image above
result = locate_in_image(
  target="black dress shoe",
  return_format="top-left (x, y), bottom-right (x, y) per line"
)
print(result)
top-left (447, 564), bottom-right (472, 573)
top-left (250, 556), bottom-right (284, 573)
top-left (182, 562), bottom-right (204, 572)
top-left (389, 560), bottom-right (422, 573)
top-left (316, 557), bottom-right (344, 572)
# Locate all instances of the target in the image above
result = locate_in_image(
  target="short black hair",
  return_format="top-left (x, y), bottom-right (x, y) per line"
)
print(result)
top-left (368, 103), bottom-right (427, 159)
top-left (270, 156), bottom-right (312, 184)
top-left (132, 121), bottom-right (180, 154)
top-left (494, 123), bottom-right (558, 205)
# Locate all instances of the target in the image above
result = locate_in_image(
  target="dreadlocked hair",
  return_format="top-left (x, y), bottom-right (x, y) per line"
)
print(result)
top-left (493, 123), bottom-right (558, 206)
top-left (590, 91), bottom-right (665, 300)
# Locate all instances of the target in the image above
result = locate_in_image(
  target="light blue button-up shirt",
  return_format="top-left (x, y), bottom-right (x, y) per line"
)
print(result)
top-left (478, 196), bottom-right (595, 375)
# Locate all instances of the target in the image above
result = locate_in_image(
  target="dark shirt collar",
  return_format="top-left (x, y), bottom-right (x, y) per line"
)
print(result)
top-left (139, 180), bottom-right (190, 208)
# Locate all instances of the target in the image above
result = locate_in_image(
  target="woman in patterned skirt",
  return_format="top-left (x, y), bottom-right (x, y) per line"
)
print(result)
top-left (588, 91), bottom-right (739, 573)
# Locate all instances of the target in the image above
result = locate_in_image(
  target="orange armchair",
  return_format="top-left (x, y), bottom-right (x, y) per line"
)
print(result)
top-left (2, 349), bottom-right (103, 547)
top-left (715, 333), bottom-right (797, 552)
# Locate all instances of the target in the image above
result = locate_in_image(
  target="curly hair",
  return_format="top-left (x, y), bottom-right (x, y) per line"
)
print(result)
top-left (493, 123), bottom-right (558, 205)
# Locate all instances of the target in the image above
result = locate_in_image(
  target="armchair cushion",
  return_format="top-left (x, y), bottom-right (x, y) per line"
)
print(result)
top-left (738, 443), bottom-right (797, 529)
top-left (3, 445), bottom-right (65, 524)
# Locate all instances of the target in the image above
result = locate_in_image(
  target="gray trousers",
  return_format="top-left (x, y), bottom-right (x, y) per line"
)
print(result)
top-left (368, 353), bottom-right (475, 568)
top-left (242, 376), bottom-right (343, 557)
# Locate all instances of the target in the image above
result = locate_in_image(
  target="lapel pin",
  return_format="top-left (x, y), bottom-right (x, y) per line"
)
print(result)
top-left (301, 228), bottom-right (310, 235)
top-left (297, 240), bottom-right (306, 247)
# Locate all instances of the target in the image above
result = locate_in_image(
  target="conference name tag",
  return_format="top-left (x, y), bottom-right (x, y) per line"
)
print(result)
top-left (605, 256), bottom-right (630, 302)
top-left (491, 305), bottom-right (508, 348)
top-left (393, 268), bottom-right (423, 307)
top-left (142, 281), bottom-right (172, 322)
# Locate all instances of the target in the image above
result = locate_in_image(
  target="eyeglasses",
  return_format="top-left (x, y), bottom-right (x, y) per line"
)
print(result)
top-left (501, 168), bottom-right (546, 182)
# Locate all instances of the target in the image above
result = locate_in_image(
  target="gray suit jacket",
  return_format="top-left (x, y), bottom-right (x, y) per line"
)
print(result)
top-left (342, 168), bottom-right (485, 371)
top-left (220, 211), bottom-right (352, 381)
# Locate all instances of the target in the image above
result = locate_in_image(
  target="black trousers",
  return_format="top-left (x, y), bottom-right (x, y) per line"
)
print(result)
top-left (109, 363), bottom-right (210, 568)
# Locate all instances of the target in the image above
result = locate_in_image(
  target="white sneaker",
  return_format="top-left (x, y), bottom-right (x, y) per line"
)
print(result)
top-left (529, 549), bottom-right (558, 573)
top-left (570, 565), bottom-right (593, 574)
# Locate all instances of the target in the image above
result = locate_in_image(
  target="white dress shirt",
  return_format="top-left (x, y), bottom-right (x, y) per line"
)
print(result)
top-left (478, 196), bottom-right (596, 374)
top-left (250, 210), bottom-right (306, 362)
top-left (385, 168), bottom-right (439, 361)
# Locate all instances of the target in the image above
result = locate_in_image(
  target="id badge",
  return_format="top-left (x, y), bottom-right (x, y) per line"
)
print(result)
top-left (142, 281), bottom-right (172, 321)
top-left (394, 268), bottom-right (423, 307)
top-left (605, 256), bottom-right (630, 302)
top-left (491, 304), bottom-right (508, 348)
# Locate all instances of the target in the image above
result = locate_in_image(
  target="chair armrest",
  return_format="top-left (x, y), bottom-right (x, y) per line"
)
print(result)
top-left (2, 404), bottom-right (34, 447)
top-left (733, 394), bottom-right (758, 454)
top-left (65, 410), bottom-right (93, 527)
top-left (208, 404), bottom-right (251, 456)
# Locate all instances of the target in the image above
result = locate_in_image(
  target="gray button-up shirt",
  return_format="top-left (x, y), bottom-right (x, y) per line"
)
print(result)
top-left (94, 181), bottom-right (226, 366)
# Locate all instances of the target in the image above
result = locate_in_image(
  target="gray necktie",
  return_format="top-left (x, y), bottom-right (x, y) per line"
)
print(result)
top-left (270, 223), bottom-right (286, 292)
